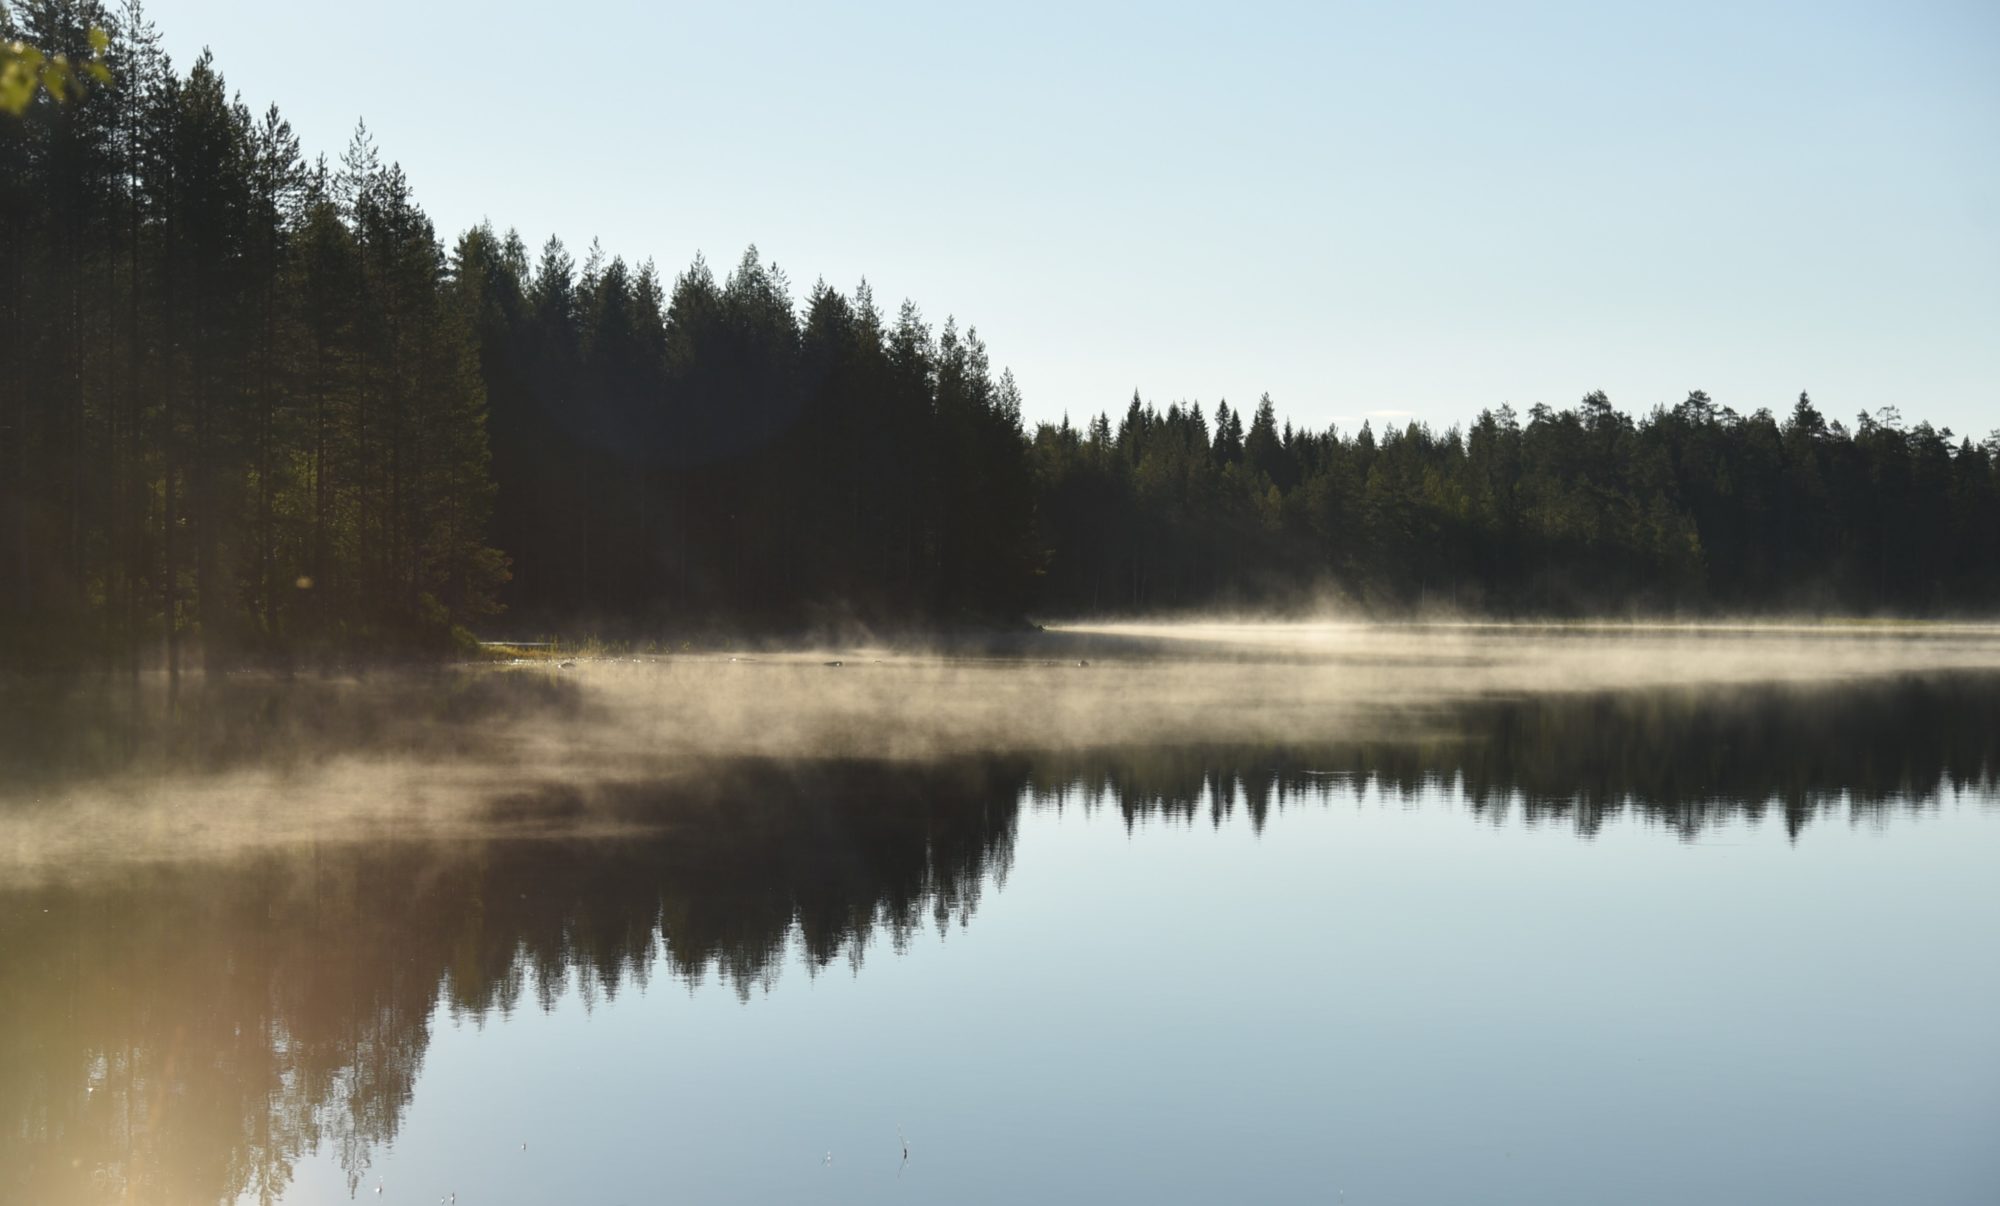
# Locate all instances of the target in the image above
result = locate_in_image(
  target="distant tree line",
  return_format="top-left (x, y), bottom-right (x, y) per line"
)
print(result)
top-left (5, 2), bottom-right (1996, 670)
top-left (1032, 388), bottom-right (2000, 614)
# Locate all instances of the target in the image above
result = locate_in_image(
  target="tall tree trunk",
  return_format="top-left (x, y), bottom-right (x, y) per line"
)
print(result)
top-left (312, 340), bottom-right (328, 632)
top-left (123, 71), bottom-right (145, 684)
top-left (258, 243), bottom-right (277, 641)
top-left (162, 203), bottom-right (180, 705)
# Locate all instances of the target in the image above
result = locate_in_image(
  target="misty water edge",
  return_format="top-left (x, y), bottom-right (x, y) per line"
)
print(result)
top-left (4, 624), bottom-right (1998, 1205)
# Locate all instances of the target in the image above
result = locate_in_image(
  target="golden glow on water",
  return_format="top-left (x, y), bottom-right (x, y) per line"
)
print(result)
top-left (4, 627), bottom-right (1999, 1204)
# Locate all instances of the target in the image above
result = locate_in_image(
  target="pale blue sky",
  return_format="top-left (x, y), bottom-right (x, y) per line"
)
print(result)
top-left (153, 0), bottom-right (1997, 438)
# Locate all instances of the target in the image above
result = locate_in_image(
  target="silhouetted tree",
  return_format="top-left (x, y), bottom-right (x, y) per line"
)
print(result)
top-left (5, 0), bottom-right (1995, 667)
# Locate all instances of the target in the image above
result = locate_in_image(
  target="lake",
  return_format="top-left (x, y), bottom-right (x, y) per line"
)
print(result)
top-left (3, 625), bottom-right (1998, 1204)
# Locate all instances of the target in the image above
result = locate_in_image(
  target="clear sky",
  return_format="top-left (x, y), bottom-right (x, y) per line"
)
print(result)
top-left (148, 0), bottom-right (1998, 439)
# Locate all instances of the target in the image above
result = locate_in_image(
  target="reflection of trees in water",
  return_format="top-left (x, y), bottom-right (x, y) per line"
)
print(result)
top-left (2, 674), bottom-right (1995, 1203)
top-left (1029, 674), bottom-right (2000, 840)
top-left (0, 758), bottom-right (1021, 1206)
top-left (0, 856), bottom-right (432, 1205)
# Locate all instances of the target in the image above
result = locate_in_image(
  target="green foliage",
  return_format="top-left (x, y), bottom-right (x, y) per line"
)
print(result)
top-left (0, 15), bottom-right (109, 116)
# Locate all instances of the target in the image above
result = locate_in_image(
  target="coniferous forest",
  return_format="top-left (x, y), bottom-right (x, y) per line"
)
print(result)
top-left (5, 2), bottom-right (1998, 670)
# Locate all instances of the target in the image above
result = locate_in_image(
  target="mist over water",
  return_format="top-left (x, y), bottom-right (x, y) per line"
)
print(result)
top-left (6, 622), bottom-right (1999, 876)
top-left (4, 623), bottom-right (1998, 1204)
top-left (9, 0), bottom-right (1997, 1198)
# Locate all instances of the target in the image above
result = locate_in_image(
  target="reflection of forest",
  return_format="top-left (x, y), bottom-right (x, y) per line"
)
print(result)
top-left (0, 759), bottom-right (1024, 1205)
top-left (1037, 673), bottom-right (2000, 839)
top-left (1, 673), bottom-right (1993, 1204)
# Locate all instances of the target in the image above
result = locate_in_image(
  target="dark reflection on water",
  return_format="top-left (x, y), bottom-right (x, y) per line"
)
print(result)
top-left (0, 761), bottom-right (1024, 1204)
top-left (1, 672), bottom-right (1996, 1203)
top-left (1042, 674), bottom-right (2000, 839)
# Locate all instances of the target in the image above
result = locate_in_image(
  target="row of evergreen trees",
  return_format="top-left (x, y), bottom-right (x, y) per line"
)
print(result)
top-left (456, 228), bottom-right (1035, 629)
top-left (3, 1), bottom-right (1039, 668)
top-left (1033, 389), bottom-right (2000, 613)
top-left (3, 1), bottom-right (503, 672)
top-left (5, 2), bottom-right (1997, 671)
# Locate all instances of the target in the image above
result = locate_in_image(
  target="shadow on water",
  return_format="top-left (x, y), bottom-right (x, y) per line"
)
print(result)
top-left (1, 669), bottom-right (1996, 1202)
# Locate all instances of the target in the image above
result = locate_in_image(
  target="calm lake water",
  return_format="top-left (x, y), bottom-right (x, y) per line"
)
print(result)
top-left (3, 627), bottom-right (1998, 1204)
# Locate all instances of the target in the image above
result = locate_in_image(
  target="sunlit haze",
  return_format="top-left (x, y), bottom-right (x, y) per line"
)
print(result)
top-left (148, 0), bottom-right (2000, 438)
top-left (9, 6), bottom-right (2000, 1201)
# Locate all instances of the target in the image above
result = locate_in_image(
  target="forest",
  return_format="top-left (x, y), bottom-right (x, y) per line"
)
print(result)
top-left (6, 1), bottom-right (1998, 670)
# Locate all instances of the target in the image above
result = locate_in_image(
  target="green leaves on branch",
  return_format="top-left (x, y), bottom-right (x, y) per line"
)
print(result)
top-left (1, 25), bottom-right (110, 116)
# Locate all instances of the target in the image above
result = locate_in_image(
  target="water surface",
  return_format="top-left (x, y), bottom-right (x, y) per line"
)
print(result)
top-left (4, 629), bottom-right (1997, 1204)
